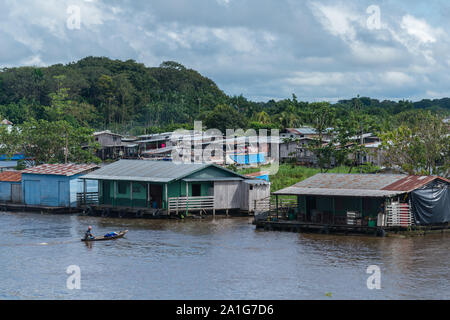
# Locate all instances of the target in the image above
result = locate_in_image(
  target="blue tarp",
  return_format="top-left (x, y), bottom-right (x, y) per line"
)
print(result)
top-left (230, 153), bottom-right (265, 165)
top-left (0, 154), bottom-right (25, 161)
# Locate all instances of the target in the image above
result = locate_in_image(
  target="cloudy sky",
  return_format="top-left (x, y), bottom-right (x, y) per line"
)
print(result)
top-left (1, 0), bottom-right (450, 102)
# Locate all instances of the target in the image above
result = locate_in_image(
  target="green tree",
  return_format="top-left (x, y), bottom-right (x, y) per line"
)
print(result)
top-left (203, 104), bottom-right (248, 132)
top-left (307, 102), bottom-right (336, 172)
top-left (20, 119), bottom-right (100, 164)
top-left (381, 112), bottom-right (449, 176)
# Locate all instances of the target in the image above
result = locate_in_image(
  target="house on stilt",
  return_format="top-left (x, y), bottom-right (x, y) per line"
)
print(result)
top-left (79, 160), bottom-right (270, 217)
top-left (255, 173), bottom-right (449, 235)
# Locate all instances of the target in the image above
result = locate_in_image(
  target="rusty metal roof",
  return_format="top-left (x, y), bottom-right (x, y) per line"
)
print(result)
top-left (274, 173), bottom-right (407, 198)
top-left (0, 171), bottom-right (22, 182)
top-left (22, 164), bottom-right (99, 176)
top-left (274, 173), bottom-right (449, 198)
top-left (383, 175), bottom-right (450, 192)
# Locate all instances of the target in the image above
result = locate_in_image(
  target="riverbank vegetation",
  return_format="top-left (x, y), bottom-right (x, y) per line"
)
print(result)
top-left (0, 57), bottom-right (448, 173)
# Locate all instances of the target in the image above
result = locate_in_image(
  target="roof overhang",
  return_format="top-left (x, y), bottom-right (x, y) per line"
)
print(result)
top-left (183, 177), bottom-right (243, 182)
top-left (273, 187), bottom-right (405, 198)
top-left (81, 175), bottom-right (172, 183)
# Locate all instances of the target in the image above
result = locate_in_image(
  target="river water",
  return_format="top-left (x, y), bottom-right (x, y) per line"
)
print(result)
top-left (0, 211), bottom-right (448, 300)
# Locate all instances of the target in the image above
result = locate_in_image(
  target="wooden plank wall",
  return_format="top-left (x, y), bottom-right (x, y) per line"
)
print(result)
top-left (214, 181), bottom-right (241, 210)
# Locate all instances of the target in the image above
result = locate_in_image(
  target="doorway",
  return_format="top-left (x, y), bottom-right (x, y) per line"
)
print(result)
top-left (192, 184), bottom-right (201, 197)
top-left (149, 184), bottom-right (163, 208)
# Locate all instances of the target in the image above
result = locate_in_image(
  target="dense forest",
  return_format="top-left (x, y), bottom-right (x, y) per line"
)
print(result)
top-left (0, 56), bottom-right (449, 135)
top-left (0, 57), bottom-right (448, 175)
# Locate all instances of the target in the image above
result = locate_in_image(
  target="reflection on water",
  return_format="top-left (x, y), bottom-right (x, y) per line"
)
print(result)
top-left (0, 211), bottom-right (448, 300)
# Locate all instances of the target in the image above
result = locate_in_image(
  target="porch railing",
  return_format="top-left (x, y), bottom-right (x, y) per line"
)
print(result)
top-left (77, 192), bottom-right (99, 207)
top-left (168, 196), bottom-right (215, 214)
top-left (254, 197), bottom-right (298, 218)
top-left (386, 202), bottom-right (413, 227)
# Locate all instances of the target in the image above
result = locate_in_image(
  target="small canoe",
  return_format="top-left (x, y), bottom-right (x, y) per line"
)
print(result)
top-left (81, 230), bottom-right (128, 242)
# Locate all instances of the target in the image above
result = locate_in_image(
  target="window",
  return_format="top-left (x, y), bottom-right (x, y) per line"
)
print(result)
top-left (132, 183), bottom-right (141, 193)
top-left (192, 184), bottom-right (201, 197)
top-left (118, 182), bottom-right (127, 194)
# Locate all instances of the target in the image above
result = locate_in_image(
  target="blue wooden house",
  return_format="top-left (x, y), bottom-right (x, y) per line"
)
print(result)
top-left (21, 164), bottom-right (99, 208)
top-left (0, 171), bottom-right (22, 203)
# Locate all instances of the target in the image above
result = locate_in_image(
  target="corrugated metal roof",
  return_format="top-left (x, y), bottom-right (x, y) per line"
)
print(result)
top-left (273, 173), bottom-right (450, 197)
top-left (0, 161), bottom-right (17, 168)
top-left (291, 173), bottom-right (406, 190)
top-left (274, 173), bottom-right (408, 197)
top-left (287, 127), bottom-right (317, 135)
top-left (383, 175), bottom-right (450, 192)
top-left (83, 160), bottom-right (249, 183)
top-left (243, 179), bottom-right (270, 185)
top-left (274, 187), bottom-right (403, 198)
top-left (183, 177), bottom-right (243, 182)
top-left (0, 171), bottom-right (22, 182)
top-left (82, 160), bottom-right (237, 183)
top-left (94, 130), bottom-right (122, 137)
top-left (22, 164), bottom-right (99, 176)
top-left (1, 119), bottom-right (13, 125)
top-left (245, 171), bottom-right (269, 178)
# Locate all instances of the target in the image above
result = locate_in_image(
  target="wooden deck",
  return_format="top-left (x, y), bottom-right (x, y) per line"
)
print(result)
top-left (254, 219), bottom-right (386, 236)
top-left (254, 218), bottom-right (450, 237)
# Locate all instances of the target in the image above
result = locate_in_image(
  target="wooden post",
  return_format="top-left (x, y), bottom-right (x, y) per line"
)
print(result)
top-left (185, 182), bottom-right (189, 216)
top-left (147, 183), bottom-right (150, 208)
top-left (165, 184), bottom-right (168, 211)
top-left (130, 181), bottom-right (133, 208)
top-left (114, 181), bottom-right (117, 207)
top-left (276, 195), bottom-right (279, 219)
top-left (83, 179), bottom-right (87, 206)
top-left (332, 197), bottom-right (336, 225)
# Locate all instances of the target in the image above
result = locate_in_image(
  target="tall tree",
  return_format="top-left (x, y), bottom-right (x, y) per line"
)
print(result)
top-left (381, 112), bottom-right (449, 176)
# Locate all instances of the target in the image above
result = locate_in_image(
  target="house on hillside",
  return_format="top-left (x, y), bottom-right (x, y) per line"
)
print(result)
top-left (281, 127), bottom-right (333, 141)
top-left (22, 164), bottom-right (99, 208)
top-left (93, 130), bottom-right (138, 160)
top-left (0, 119), bottom-right (13, 133)
top-left (80, 160), bottom-right (270, 216)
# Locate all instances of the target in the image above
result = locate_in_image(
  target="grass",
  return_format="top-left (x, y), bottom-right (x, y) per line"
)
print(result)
top-left (238, 164), bottom-right (379, 193)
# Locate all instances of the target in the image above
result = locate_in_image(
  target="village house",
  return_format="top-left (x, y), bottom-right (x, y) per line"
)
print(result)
top-left (21, 163), bottom-right (99, 208)
top-left (267, 173), bottom-right (449, 230)
top-left (79, 159), bottom-right (270, 217)
top-left (93, 130), bottom-right (138, 160)
top-left (0, 119), bottom-right (13, 133)
top-left (0, 171), bottom-right (22, 203)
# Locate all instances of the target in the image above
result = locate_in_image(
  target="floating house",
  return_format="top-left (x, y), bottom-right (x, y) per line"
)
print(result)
top-left (80, 160), bottom-right (270, 216)
top-left (21, 164), bottom-right (99, 208)
top-left (256, 174), bottom-right (449, 234)
top-left (0, 171), bottom-right (22, 203)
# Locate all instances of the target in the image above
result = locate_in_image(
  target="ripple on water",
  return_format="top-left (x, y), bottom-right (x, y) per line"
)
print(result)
top-left (0, 212), bottom-right (448, 299)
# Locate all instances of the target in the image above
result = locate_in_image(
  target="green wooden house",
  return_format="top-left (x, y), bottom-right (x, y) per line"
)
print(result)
top-left (80, 160), bottom-right (270, 215)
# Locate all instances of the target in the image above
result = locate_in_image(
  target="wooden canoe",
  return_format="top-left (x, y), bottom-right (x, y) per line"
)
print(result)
top-left (81, 230), bottom-right (128, 242)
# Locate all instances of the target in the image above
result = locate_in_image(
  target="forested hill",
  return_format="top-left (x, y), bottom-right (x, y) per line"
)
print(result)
top-left (0, 57), bottom-right (228, 132)
top-left (0, 56), bottom-right (449, 135)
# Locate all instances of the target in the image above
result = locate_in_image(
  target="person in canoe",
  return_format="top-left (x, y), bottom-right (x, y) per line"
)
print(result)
top-left (84, 226), bottom-right (95, 240)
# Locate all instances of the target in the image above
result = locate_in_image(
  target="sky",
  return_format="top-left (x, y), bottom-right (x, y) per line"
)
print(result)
top-left (1, 0), bottom-right (450, 102)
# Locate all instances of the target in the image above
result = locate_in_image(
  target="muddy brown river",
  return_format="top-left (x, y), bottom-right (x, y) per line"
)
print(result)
top-left (0, 211), bottom-right (448, 299)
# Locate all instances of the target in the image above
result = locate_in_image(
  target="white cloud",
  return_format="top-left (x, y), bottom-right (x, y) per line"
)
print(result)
top-left (400, 15), bottom-right (443, 44)
top-left (309, 2), bottom-right (360, 41)
top-left (1, 0), bottom-right (450, 101)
